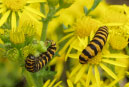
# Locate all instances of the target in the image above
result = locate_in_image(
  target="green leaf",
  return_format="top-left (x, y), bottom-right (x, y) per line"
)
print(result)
top-left (84, 6), bottom-right (88, 15)
top-left (85, 0), bottom-right (101, 15)
top-left (91, 0), bottom-right (102, 11)
top-left (62, 24), bottom-right (68, 29)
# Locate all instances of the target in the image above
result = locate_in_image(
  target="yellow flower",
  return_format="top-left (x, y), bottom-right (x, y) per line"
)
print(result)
top-left (10, 29), bottom-right (25, 44)
top-left (43, 79), bottom-right (62, 87)
top-left (58, 16), bottom-right (100, 61)
top-left (0, 0), bottom-right (45, 29)
top-left (69, 53), bottom-right (128, 86)
top-left (66, 32), bottom-right (129, 86)
top-left (109, 26), bottom-right (129, 50)
top-left (74, 17), bottom-right (99, 38)
top-left (18, 12), bottom-right (42, 39)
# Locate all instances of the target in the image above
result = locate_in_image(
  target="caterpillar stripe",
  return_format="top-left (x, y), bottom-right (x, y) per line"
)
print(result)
top-left (25, 40), bottom-right (56, 72)
top-left (79, 26), bottom-right (108, 64)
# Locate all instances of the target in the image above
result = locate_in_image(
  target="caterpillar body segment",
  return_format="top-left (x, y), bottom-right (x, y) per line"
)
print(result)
top-left (25, 40), bottom-right (56, 72)
top-left (79, 26), bottom-right (108, 64)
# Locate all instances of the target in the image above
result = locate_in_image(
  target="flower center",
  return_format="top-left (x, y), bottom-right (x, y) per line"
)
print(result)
top-left (110, 27), bottom-right (128, 50)
top-left (88, 53), bottom-right (102, 65)
top-left (110, 35), bottom-right (128, 50)
top-left (3, 0), bottom-right (26, 11)
top-left (74, 17), bottom-right (99, 38)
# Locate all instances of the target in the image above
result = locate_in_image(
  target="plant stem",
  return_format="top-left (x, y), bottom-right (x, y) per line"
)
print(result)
top-left (40, 6), bottom-right (62, 42)
top-left (125, 46), bottom-right (129, 55)
top-left (24, 70), bottom-right (37, 87)
top-left (41, 20), bottom-right (49, 41)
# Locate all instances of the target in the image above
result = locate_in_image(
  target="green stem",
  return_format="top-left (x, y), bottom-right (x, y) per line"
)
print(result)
top-left (40, 4), bottom-right (62, 41)
top-left (41, 20), bottom-right (49, 41)
top-left (24, 71), bottom-right (37, 87)
top-left (40, 3), bottom-right (46, 15)
top-left (125, 46), bottom-right (129, 55)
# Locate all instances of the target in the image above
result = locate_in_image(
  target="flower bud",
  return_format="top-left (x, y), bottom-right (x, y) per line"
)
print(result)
top-left (33, 41), bottom-right (47, 53)
top-left (59, 0), bottom-right (75, 8)
top-left (47, 0), bottom-right (59, 6)
top-left (7, 48), bottom-right (19, 62)
top-left (22, 45), bottom-right (36, 58)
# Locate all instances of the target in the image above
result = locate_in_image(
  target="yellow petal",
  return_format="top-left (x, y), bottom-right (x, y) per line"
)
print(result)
top-left (102, 59), bottom-right (127, 67)
top-left (125, 82), bottom-right (129, 87)
top-left (108, 76), bottom-right (124, 87)
top-left (76, 83), bottom-right (81, 87)
top-left (71, 38), bottom-right (83, 51)
top-left (74, 65), bottom-right (87, 83)
top-left (0, 10), bottom-right (11, 27)
top-left (77, 36), bottom-right (87, 47)
top-left (11, 11), bottom-right (16, 29)
top-left (67, 79), bottom-right (73, 87)
top-left (80, 79), bottom-right (86, 86)
top-left (0, 7), bottom-right (6, 13)
top-left (18, 11), bottom-right (22, 18)
top-left (100, 63), bottom-right (117, 79)
top-left (57, 33), bottom-right (74, 44)
top-left (24, 6), bottom-right (45, 18)
top-left (95, 65), bottom-right (100, 87)
top-left (86, 66), bottom-right (92, 87)
top-left (68, 53), bottom-right (79, 59)
top-left (24, 10), bottom-right (39, 23)
top-left (59, 37), bottom-right (75, 55)
top-left (48, 79), bottom-right (56, 87)
top-left (63, 28), bottom-right (75, 33)
top-left (55, 62), bottom-right (63, 80)
top-left (70, 64), bottom-right (82, 78)
top-left (103, 53), bottom-right (129, 59)
top-left (27, 0), bottom-right (46, 3)
top-left (53, 81), bottom-right (62, 87)
top-left (126, 71), bottom-right (129, 75)
top-left (65, 45), bottom-right (72, 61)
top-left (43, 80), bottom-right (50, 87)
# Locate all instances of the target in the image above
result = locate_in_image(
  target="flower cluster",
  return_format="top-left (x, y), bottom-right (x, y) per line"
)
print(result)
top-left (0, 0), bottom-right (129, 87)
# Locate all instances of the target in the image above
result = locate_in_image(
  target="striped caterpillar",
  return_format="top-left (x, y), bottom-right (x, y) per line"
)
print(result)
top-left (79, 26), bottom-right (108, 64)
top-left (25, 40), bottom-right (56, 72)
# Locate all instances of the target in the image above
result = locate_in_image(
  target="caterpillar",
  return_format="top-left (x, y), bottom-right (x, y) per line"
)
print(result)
top-left (25, 40), bottom-right (56, 72)
top-left (79, 26), bottom-right (108, 64)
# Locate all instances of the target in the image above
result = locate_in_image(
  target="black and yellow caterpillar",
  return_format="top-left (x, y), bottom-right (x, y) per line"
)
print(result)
top-left (79, 26), bottom-right (108, 64)
top-left (25, 41), bottom-right (56, 72)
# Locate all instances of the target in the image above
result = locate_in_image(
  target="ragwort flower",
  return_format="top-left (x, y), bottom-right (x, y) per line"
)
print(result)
top-left (67, 33), bottom-right (128, 87)
top-left (0, 0), bottom-right (45, 29)
top-left (109, 26), bottom-right (129, 50)
top-left (58, 16), bottom-right (100, 61)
